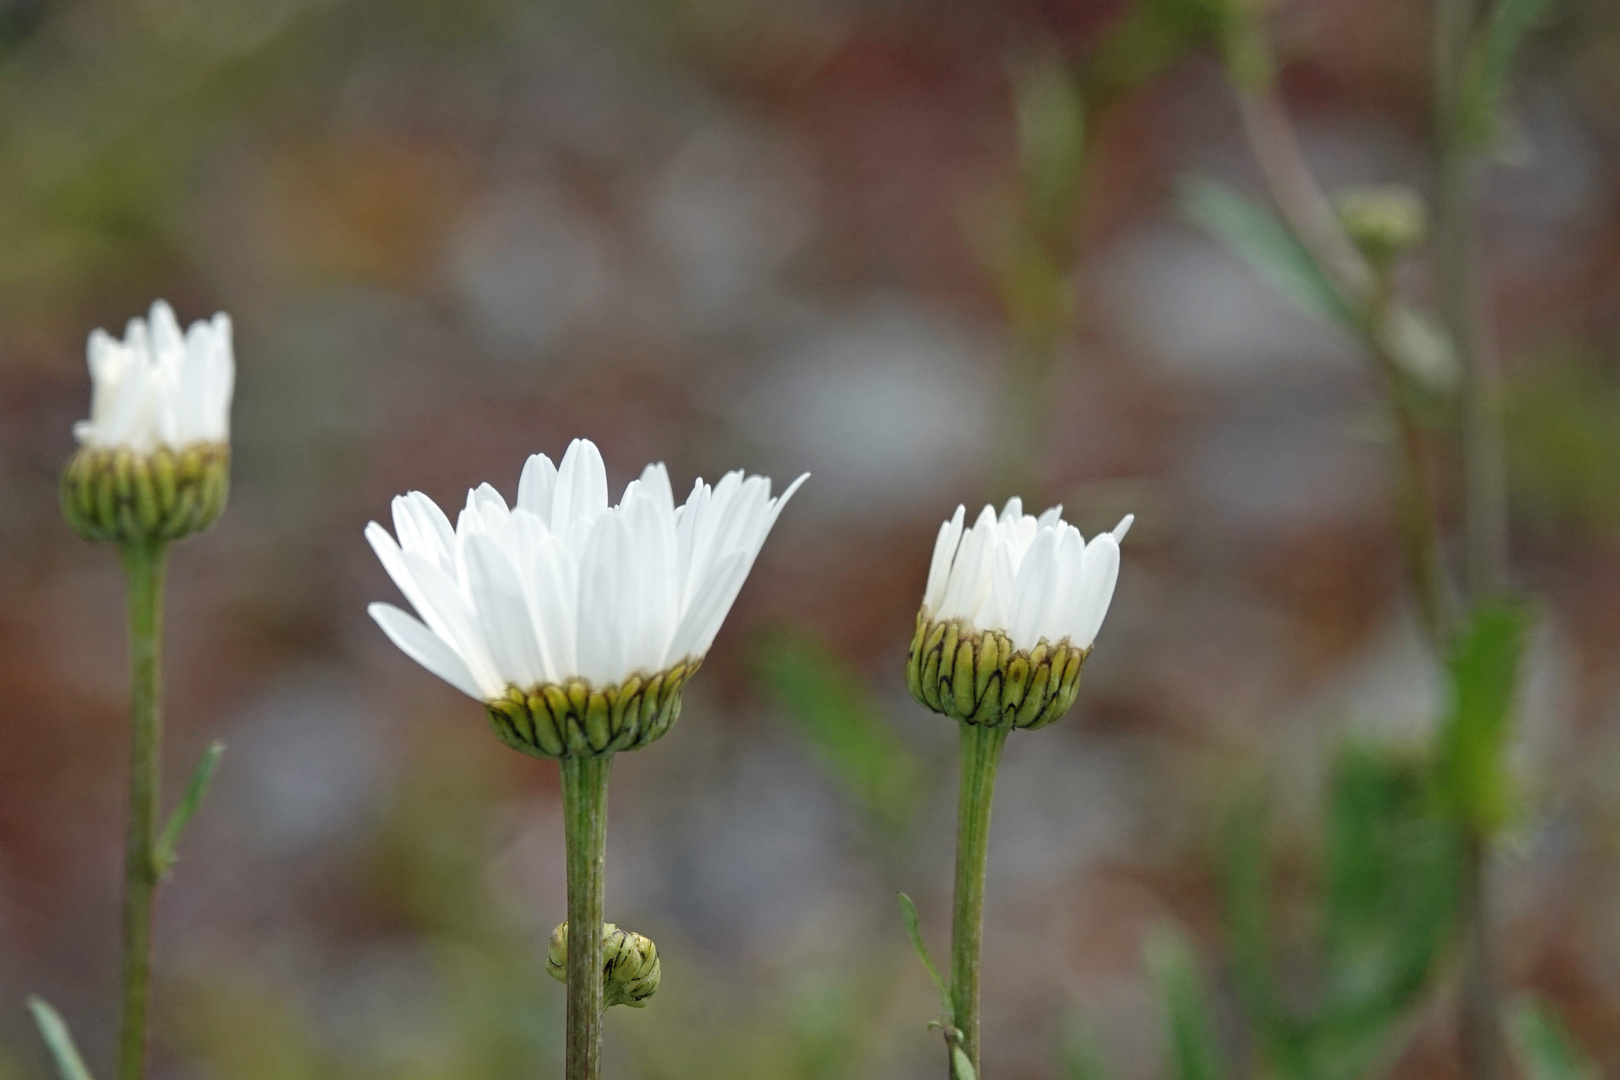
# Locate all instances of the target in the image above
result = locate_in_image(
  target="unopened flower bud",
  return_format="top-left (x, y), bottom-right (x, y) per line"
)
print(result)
top-left (547, 922), bottom-right (661, 1008)
top-left (63, 301), bottom-right (234, 545)
top-left (1335, 185), bottom-right (1427, 268)
top-left (908, 500), bottom-right (1130, 731)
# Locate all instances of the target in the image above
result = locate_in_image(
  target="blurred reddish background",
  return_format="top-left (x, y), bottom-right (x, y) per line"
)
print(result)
top-left (2, 0), bottom-right (1619, 1077)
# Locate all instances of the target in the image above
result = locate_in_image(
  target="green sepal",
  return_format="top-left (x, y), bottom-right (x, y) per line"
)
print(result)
top-left (61, 442), bottom-right (229, 544)
top-left (906, 614), bottom-right (1089, 731)
top-left (486, 660), bottom-right (699, 760)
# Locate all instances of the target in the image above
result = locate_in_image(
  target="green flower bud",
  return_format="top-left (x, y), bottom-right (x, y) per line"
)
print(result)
top-left (61, 442), bottom-right (230, 544)
top-left (485, 659), bottom-right (699, 760)
top-left (547, 922), bottom-right (661, 1008)
top-left (906, 612), bottom-right (1089, 731)
top-left (1335, 185), bottom-right (1427, 268)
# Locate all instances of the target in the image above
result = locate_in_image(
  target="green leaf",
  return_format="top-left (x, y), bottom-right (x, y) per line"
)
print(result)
top-left (1434, 600), bottom-right (1532, 834)
top-left (1221, 745), bottom-right (1460, 1080)
top-left (1178, 175), bottom-right (1357, 332)
top-left (1145, 928), bottom-right (1226, 1080)
top-left (758, 632), bottom-right (925, 836)
top-left (28, 997), bottom-right (95, 1080)
top-left (156, 740), bottom-right (224, 876)
top-left (899, 892), bottom-right (953, 1024)
top-left (1310, 746), bottom-right (1461, 1080)
top-left (1512, 998), bottom-right (1598, 1080)
top-left (1460, 0), bottom-right (1556, 148)
top-left (951, 1045), bottom-right (979, 1080)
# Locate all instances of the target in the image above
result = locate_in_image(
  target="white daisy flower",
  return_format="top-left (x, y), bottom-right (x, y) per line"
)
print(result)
top-left (61, 301), bottom-right (235, 543)
top-left (74, 300), bottom-right (234, 453)
top-left (367, 439), bottom-right (805, 756)
top-left (909, 498), bottom-right (1132, 729)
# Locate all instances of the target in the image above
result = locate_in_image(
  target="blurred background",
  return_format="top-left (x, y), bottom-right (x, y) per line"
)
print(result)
top-left (2, 0), bottom-right (1619, 1077)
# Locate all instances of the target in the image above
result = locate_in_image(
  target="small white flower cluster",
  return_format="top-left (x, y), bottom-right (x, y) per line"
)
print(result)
top-left (69, 301), bottom-right (1133, 729)
top-left (75, 301), bottom-right (234, 453)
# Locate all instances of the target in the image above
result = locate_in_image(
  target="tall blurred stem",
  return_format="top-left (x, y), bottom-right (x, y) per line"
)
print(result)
top-left (950, 720), bottom-right (1009, 1077)
top-left (561, 755), bottom-right (610, 1080)
top-left (1225, 4), bottom-right (1510, 1071)
top-left (1435, 0), bottom-right (1509, 1074)
top-left (1230, 73), bottom-right (1453, 651)
top-left (118, 539), bottom-right (167, 1080)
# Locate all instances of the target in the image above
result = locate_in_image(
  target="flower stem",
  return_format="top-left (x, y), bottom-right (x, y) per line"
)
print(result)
top-left (1458, 828), bottom-right (1503, 1080)
top-left (1434, 0), bottom-right (1509, 1074)
top-left (118, 539), bottom-right (167, 1080)
top-left (950, 720), bottom-right (1010, 1077)
top-left (561, 754), bottom-right (611, 1080)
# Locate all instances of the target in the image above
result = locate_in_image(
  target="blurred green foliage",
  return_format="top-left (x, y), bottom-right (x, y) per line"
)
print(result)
top-left (1434, 601), bottom-right (1530, 837)
top-left (1146, 929), bottom-right (1227, 1080)
top-left (1505, 358), bottom-right (1620, 534)
top-left (171, 740), bottom-right (561, 1080)
top-left (1178, 176), bottom-right (1354, 330)
top-left (1132, 745), bottom-right (1461, 1080)
top-left (24, 1000), bottom-right (92, 1080)
top-left (1084, 0), bottom-right (1222, 105)
top-left (1512, 998), bottom-right (1600, 1080)
top-left (1226, 746), bottom-right (1459, 1080)
top-left (1458, 0), bottom-right (1559, 148)
top-left (1059, 1022), bottom-right (1112, 1080)
top-left (756, 629), bottom-right (929, 844)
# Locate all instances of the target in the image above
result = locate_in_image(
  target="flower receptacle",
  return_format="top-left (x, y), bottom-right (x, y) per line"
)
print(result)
top-left (906, 612), bottom-right (1087, 730)
top-left (485, 659), bottom-right (700, 759)
top-left (62, 442), bottom-right (229, 544)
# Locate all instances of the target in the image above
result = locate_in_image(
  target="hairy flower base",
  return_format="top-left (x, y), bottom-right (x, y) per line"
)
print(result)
top-left (906, 613), bottom-right (1088, 729)
top-left (62, 442), bottom-right (229, 543)
top-left (485, 659), bottom-right (700, 759)
top-left (547, 922), bottom-right (661, 1008)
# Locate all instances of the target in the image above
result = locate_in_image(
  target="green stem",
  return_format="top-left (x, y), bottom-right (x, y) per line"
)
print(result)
top-left (1434, 0), bottom-right (1508, 603)
top-left (1458, 828), bottom-right (1503, 1080)
top-left (1364, 270), bottom-right (1454, 653)
top-left (561, 754), bottom-right (611, 1080)
top-left (950, 721), bottom-right (1010, 1077)
top-left (118, 540), bottom-right (167, 1080)
top-left (1435, 0), bottom-right (1508, 1075)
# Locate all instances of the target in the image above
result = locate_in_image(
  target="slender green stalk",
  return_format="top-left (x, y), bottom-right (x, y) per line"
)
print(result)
top-left (1458, 829), bottom-right (1503, 1080)
top-left (1226, 67), bottom-right (1456, 653)
top-left (561, 754), bottom-right (611, 1080)
top-left (1434, 0), bottom-right (1509, 1075)
top-left (1363, 271), bottom-right (1455, 652)
top-left (117, 539), bottom-right (168, 1080)
top-left (1434, 0), bottom-right (1508, 602)
top-left (950, 720), bottom-right (1010, 1076)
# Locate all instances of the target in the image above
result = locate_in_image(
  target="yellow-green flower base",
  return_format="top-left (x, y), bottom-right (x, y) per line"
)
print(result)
top-left (485, 659), bottom-right (700, 759)
top-left (906, 612), bottom-right (1087, 730)
top-left (62, 442), bottom-right (229, 544)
